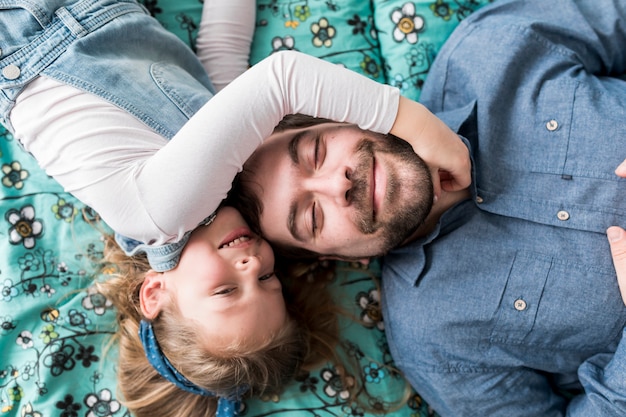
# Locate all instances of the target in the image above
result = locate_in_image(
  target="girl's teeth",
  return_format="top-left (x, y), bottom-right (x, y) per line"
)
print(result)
top-left (220, 235), bottom-right (251, 248)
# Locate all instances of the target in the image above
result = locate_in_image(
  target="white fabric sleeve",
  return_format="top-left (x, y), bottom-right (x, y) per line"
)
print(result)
top-left (10, 51), bottom-right (399, 245)
top-left (138, 51), bottom-right (400, 243)
top-left (196, 0), bottom-right (255, 92)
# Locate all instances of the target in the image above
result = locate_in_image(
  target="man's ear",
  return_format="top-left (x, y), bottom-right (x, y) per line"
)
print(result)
top-left (318, 255), bottom-right (370, 266)
top-left (139, 271), bottom-right (167, 319)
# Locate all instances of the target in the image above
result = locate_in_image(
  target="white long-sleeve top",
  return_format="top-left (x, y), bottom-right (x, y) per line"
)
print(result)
top-left (9, 2), bottom-right (400, 246)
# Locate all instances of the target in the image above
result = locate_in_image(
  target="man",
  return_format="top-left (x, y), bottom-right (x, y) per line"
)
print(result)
top-left (234, 0), bottom-right (626, 415)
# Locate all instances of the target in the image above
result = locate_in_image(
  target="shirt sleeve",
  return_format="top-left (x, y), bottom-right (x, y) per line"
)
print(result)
top-left (196, 0), bottom-right (255, 92)
top-left (570, 330), bottom-right (626, 415)
top-left (136, 50), bottom-right (400, 244)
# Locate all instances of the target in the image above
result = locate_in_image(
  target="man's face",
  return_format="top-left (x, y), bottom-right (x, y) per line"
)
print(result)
top-left (242, 122), bottom-right (434, 258)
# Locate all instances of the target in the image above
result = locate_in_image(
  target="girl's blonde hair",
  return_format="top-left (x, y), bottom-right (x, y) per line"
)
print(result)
top-left (97, 234), bottom-right (341, 417)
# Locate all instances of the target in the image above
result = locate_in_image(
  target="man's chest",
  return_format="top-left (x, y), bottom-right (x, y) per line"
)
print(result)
top-left (384, 203), bottom-right (626, 368)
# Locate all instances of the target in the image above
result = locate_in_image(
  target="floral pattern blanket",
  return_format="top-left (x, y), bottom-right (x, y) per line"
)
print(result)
top-left (0, 1), bottom-right (493, 416)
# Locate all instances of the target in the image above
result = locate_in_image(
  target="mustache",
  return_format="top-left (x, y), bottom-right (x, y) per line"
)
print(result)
top-left (351, 140), bottom-right (378, 234)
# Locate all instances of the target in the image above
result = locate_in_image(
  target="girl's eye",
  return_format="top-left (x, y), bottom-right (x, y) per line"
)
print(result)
top-left (214, 287), bottom-right (235, 295)
top-left (259, 272), bottom-right (276, 281)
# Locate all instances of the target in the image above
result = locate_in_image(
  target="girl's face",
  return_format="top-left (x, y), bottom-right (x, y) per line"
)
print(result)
top-left (156, 207), bottom-right (286, 351)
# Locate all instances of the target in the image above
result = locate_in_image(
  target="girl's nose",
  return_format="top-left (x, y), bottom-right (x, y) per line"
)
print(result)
top-left (235, 253), bottom-right (262, 271)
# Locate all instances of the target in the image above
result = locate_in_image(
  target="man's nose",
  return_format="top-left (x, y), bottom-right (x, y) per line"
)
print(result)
top-left (304, 169), bottom-right (352, 207)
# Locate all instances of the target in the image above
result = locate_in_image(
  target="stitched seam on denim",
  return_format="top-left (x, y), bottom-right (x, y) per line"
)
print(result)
top-left (0, 0), bottom-right (51, 27)
top-left (55, 7), bottom-right (87, 38)
top-left (150, 63), bottom-right (196, 118)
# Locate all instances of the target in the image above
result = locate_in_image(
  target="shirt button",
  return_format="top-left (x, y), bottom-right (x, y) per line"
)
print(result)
top-left (546, 119), bottom-right (559, 131)
top-left (2, 64), bottom-right (21, 80)
top-left (557, 210), bottom-right (570, 221)
top-left (514, 299), bottom-right (527, 311)
top-left (476, 196), bottom-right (484, 204)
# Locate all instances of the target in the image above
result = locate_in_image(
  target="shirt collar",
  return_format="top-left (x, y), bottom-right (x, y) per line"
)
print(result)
top-left (436, 100), bottom-right (478, 147)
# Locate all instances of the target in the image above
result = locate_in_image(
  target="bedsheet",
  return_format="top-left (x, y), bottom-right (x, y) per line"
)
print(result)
top-left (0, 0), bottom-right (493, 415)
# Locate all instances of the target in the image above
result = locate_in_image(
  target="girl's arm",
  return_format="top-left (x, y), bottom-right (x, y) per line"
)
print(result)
top-left (196, 0), bottom-right (255, 92)
top-left (136, 51), bottom-right (403, 242)
top-left (392, 96), bottom-right (471, 200)
top-left (139, 50), bottom-right (471, 241)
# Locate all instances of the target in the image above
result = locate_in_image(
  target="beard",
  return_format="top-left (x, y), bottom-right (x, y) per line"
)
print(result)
top-left (349, 135), bottom-right (433, 253)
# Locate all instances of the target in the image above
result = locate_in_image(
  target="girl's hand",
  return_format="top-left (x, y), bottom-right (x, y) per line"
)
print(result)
top-left (390, 97), bottom-right (471, 201)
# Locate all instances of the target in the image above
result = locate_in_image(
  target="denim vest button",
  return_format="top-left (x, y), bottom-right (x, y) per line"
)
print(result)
top-left (2, 64), bottom-right (21, 80)
top-left (476, 196), bottom-right (484, 204)
top-left (514, 299), bottom-right (527, 311)
top-left (557, 210), bottom-right (570, 221)
top-left (546, 119), bottom-right (559, 131)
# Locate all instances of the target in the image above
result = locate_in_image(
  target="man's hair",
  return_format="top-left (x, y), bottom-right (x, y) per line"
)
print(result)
top-left (228, 114), bottom-right (340, 259)
top-left (96, 232), bottom-right (342, 417)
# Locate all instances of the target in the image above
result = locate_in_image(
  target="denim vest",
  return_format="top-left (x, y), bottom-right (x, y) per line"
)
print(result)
top-left (0, 0), bottom-right (216, 271)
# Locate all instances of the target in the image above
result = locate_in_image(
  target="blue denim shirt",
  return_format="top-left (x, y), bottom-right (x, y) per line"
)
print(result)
top-left (381, 0), bottom-right (626, 416)
top-left (0, 0), bottom-right (215, 271)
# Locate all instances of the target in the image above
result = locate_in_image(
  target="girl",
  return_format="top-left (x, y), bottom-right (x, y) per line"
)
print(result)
top-left (98, 206), bottom-right (343, 417)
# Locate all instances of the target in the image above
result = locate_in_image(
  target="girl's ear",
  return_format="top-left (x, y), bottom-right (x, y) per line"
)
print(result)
top-left (139, 271), bottom-right (167, 319)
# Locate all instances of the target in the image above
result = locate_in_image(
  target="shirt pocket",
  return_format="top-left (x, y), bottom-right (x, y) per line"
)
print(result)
top-left (490, 250), bottom-right (625, 350)
top-left (534, 77), bottom-right (626, 181)
top-left (490, 251), bottom-right (550, 343)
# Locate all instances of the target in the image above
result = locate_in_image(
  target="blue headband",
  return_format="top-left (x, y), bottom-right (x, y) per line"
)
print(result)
top-left (139, 320), bottom-right (242, 416)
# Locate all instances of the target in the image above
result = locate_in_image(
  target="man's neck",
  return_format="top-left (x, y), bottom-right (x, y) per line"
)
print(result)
top-left (402, 187), bottom-right (471, 243)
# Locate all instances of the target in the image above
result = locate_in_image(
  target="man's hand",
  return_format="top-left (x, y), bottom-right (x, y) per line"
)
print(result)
top-left (609, 226), bottom-right (626, 305)
top-left (390, 97), bottom-right (472, 201)
top-left (609, 158), bottom-right (626, 305)
top-left (616, 158), bottom-right (626, 177)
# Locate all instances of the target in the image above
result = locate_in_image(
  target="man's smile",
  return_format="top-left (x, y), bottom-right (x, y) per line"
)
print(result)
top-left (372, 156), bottom-right (385, 223)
